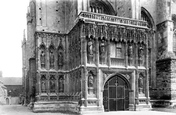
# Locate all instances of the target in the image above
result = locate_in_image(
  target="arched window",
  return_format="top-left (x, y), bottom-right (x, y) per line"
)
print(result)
top-left (49, 75), bottom-right (56, 93)
top-left (41, 75), bottom-right (47, 93)
top-left (89, 0), bottom-right (115, 15)
top-left (141, 7), bottom-right (155, 88)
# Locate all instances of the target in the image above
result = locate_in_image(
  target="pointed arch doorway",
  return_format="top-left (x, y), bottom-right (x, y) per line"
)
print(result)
top-left (103, 74), bottom-right (130, 111)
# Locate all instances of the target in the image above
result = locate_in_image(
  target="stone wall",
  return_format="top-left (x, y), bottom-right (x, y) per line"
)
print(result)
top-left (155, 58), bottom-right (176, 100)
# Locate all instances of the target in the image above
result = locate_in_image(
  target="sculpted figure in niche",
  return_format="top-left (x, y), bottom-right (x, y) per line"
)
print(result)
top-left (87, 39), bottom-right (94, 63)
top-left (128, 44), bottom-right (133, 65)
top-left (138, 45), bottom-right (144, 59)
top-left (49, 50), bottom-right (55, 69)
top-left (138, 45), bottom-right (144, 66)
top-left (88, 72), bottom-right (94, 95)
top-left (50, 77), bottom-right (55, 93)
top-left (58, 51), bottom-right (63, 67)
top-left (41, 79), bottom-right (46, 93)
top-left (99, 39), bottom-right (106, 63)
top-left (40, 50), bottom-right (45, 68)
top-left (100, 40), bottom-right (106, 54)
top-left (59, 76), bottom-right (64, 93)
top-left (138, 75), bottom-right (144, 94)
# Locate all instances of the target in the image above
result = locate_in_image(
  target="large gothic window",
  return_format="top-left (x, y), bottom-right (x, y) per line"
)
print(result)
top-left (141, 7), bottom-right (155, 88)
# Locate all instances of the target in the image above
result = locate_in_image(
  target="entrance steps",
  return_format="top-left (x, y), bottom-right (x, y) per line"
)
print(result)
top-left (32, 101), bottom-right (80, 113)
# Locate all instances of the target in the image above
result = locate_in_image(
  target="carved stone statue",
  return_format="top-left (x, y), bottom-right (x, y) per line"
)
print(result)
top-left (59, 76), bottom-right (64, 92)
top-left (88, 73), bottom-right (94, 87)
top-left (138, 45), bottom-right (144, 66)
top-left (49, 50), bottom-right (55, 69)
top-left (87, 39), bottom-right (94, 63)
top-left (88, 72), bottom-right (94, 95)
top-left (40, 51), bottom-right (45, 68)
top-left (138, 46), bottom-right (144, 59)
top-left (128, 44), bottom-right (133, 65)
top-left (50, 79), bottom-right (55, 93)
top-left (138, 76), bottom-right (144, 94)
top-left (99, 40), bottom-right (106, 63)
top-left (58, 51), bottom-right (63, 67)
top-left (41, 80), bottom-right (46, 93)
top-left (88, 39), bottom-right (94, 55)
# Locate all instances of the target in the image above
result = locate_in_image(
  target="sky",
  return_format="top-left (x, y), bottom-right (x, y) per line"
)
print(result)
top-left (0, 0), bottom-right (28, 77)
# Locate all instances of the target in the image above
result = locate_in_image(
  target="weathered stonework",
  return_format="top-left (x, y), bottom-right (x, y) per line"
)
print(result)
top-left (22, 0), bottom-right (176, 113)
top-left (152, 58), bottom-right (176, 107)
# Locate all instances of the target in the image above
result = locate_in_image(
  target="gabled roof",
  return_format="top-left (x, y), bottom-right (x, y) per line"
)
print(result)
top-left (0, 77), bottom-right (22, 85)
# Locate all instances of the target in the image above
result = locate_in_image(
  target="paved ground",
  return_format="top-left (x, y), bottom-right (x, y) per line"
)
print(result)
top-left (0, 105), bottom-right (176, 115)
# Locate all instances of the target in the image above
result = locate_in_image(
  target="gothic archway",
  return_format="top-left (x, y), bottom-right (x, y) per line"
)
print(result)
top-left (103, 73), bottom-right (130, 111)
top-left (141, 7), bottom-right (155, 88)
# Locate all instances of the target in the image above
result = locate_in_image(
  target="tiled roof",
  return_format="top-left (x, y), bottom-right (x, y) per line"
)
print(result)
top-left (0, 77), bottom-right (22, 85)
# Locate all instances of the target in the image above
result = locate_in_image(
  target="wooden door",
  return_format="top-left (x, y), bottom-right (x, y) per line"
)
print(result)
top-left (103, 75), bottom-right (129, 111)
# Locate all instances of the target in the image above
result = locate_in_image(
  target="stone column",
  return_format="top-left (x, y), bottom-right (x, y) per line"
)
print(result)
top-left (155, 0), bottom-right (175, 107)
top-left (125, 42), bottom-right (128, 67)
top-left (131, 0), bottom-right (141, 19)
top-left (107, 39), bottom-right (111, 67)
top-left (83, 0), bottom-right (89, 11)
top-left (145, 32), bottom-right (150, 104)
top-left (129, 71), bottom-right (135, 110)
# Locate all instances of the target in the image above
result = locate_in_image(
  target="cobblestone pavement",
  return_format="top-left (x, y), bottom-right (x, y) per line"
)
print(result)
top-left (0, 105), bottom-right (176, 115)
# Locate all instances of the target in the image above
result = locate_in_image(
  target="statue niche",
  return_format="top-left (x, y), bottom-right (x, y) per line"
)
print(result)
top-left (87, 37), bottom-right (95, 64)
top-left (88, 71), bottom-right (95, 95)
top-left (138, 44), bottom-right (144, 66)
top-left (99, 39), bottom-right (106, 64)
top-left (49, 76), bottom-right (56, 93)
top-left (58, 75), bottom-right (64, 93)
top-left (128, 43), bottom-right (133, 66)
top-left (49, 46), bottom-right (55, 69)
top-left (41, 75), bottom-right (47, 93)
top-left (57, 40), bottom-right (64, 68)
top-left (138, 73), bottom-right (145, 94)
top-left (40, 45), bottom-right (46, 69)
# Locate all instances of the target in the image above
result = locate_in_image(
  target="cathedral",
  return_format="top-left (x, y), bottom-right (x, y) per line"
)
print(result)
top-left (22, 0), bottom-right (176, 113)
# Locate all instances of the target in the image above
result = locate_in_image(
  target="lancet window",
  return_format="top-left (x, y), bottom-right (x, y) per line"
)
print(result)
top-left (110, 42), bottom-right (124, 58)
top-left (49, 75), bottom-right (56, 93)
top-left (41, 75), bottom-right (47, 93)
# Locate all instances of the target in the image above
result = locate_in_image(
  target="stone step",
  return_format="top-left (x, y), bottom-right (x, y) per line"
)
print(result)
top-left (32, 101), bottom-right (80, 113)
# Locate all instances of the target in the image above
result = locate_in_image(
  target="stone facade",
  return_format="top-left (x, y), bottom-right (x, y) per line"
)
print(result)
top-left (22, 0), bottom-right (176, 113)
